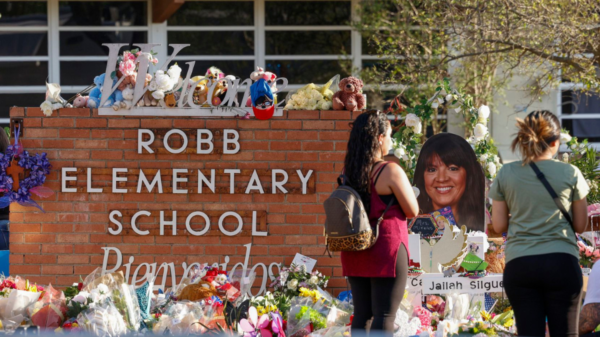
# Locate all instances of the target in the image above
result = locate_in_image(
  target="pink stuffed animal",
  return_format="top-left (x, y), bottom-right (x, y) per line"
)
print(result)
top-left (332, 76), bottom-right (365, 111)
top-left (72, 94), bottom-right (89, 108)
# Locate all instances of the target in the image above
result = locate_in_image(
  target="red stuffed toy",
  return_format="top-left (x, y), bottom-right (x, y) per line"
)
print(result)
top-left (332, 76), bottom-right (365, 111)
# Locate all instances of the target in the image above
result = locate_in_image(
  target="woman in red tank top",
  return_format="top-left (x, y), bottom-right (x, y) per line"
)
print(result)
top-left (340, 110), bottom-right (419, 334)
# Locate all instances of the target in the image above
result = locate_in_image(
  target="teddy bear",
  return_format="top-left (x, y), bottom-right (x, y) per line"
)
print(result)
top-left (136, 74), bottom-right (158, 107)
top-left (72, 94), bottom-right (88, 108)
top-left (332, 76), bottom-right (365, 111)
top-left (116, 70), bottom-right (137, 91)
top-left (87, 74), bottom-right (116, 109)
top-left (121, 86), bottom-right (135, 110)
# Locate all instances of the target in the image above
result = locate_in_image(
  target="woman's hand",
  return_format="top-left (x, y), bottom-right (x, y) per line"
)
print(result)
top-left (492, 200), bottom-right (509, 234)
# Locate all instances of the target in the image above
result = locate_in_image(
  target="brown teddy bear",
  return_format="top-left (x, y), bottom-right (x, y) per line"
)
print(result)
top-left (332, 76), bottom-right (365, 111)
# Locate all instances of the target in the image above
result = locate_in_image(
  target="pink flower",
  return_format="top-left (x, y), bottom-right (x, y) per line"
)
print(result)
top-left (240, 307), bottom-right (272, 337)
top-left (119, 59), bottom-right (136, 76)
top-left (594, 250), bottom-right (600, 258)
top-left (586, 249), bottom-right (593, 257)
top-left (123, 51), bottom-right (135, 62)
top-left (135, 51), bottom-right (141, 57)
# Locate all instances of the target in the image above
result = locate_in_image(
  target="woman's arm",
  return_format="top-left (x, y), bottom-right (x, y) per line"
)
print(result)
top-left (580, 303), bottom-right (600, 335)
top-left (573, 197), bottom-right (589, 234)
top-left (386, 163), bottom-right (419, 218)
top-left (492, 200), bottom-right (509, 234)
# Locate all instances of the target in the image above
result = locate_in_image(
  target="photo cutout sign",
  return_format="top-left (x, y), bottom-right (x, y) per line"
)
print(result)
top-left (413, 133), bottom-right (486, 232)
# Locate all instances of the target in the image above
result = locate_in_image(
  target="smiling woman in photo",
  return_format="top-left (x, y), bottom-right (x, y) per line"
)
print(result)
top-left (413, 133), bottom-right (485, 231)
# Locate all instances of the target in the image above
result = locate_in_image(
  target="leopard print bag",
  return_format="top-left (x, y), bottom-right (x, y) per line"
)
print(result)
top-left (324, 169), bottom-right (393, 252)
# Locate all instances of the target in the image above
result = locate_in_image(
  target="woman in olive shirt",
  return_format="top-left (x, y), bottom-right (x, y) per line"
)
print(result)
top-left (489, 110), bottom-right (588, 337)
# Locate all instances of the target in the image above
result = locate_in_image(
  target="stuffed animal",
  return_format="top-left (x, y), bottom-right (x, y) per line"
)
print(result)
top-left (217, 75), bottom-right (239, 106)
top-left (332, 76), bottom-right (365, 111)
top-left (247, 67), bottom-right (277, 107)
top-left (116, 70), bottom-right (137, 91)
top-left (205, 66), bottom-right (224, 87)
top-left (162, 92), bottom-right (177, 108)
top-left (191, 80), bottom-right (209, 107)
top-left (137, 74), bottom-right (158, 107)
top-left (209, 79), bottom-right (226, 106)
top-left (72, 94), bottom-right (88, 108)
top-left (87, 74), bottom-right (116, 109)
top-left (121, 86), bottom-right (134, 110)
top-left (112, 89), bottom-right (124, 111)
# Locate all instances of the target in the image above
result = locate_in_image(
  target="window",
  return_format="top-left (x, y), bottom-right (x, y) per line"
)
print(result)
top-left (559, 87), bottom-right (600, 145)
top-left (0, 0), bottom-right (373, 120)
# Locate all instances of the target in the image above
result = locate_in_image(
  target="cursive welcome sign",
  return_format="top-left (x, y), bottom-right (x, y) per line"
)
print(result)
top-left (98, 43), bottom-right (288, 116)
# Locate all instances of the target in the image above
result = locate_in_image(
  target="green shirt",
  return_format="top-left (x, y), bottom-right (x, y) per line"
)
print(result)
top-left (489, 159), bottom-right (589, 263)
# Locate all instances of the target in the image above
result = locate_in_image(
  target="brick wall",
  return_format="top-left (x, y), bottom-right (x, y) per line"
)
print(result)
top-left (8, 107), bottom-right (358, 294)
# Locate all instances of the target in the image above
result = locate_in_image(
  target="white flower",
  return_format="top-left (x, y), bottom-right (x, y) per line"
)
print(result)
top-left (97, 284), bottom-right (109, 294)
top-left (412, 186), bottom-right (420, 198)
top-left (580, 143), bottom-right (586, 150)
top-left (167, 64), bottom-right (182, 81)
top-left (473, 123), bottom-right (488, 141)
top-left (570, 144), bottom-right (577, 150)
top-left (437, 97), bottom-right (444, 104)
top-left (562, 153), bottom-right (569, 162)
top-left (394, 146), bottom-right (406, 159)
top-left (308, 275), bottom-right (319, 285)
top-left (478, 105), bottom-right (490, 120)
top-left (402, 153), bottom-right (409, 161)
top-left (311, 91), bottom-right (323, 100)
top-left (494, 155), bottom-right (501, 164)
top-left (52, 102), bottom-right (63, 110)
top-left (152, 90), bottom-right (165, 100)
top-left (40, 100), bottom-right (53, 117)
top-left (148, 81), bottom-right (158, 91)
top-left (72, 292), bottom-right (89, 304)
top-left (454, 107), bottom-right (462, 114)
top-left (560, 133), bottom-right (572, 144)
top-left (405, 113), bottom-right (421, 128)
top-left (287, 279), bottom-right (298, 291)
top-left (431, 102), bottom-right (439, 109)
top-left (412, 122), bottom-right (422, 134)
top-left (445, 94), bottom-right (453, 102)
top-left (479, 154), bottom-right (488, 162)
top-left (155, 71), bottom-right (172, 91)
top-left (487, 162), bottom-right (497, 177)
top-left (439, 89), bottom-right (447, 96)
top-left (586, 179), bottom-right (591, 188)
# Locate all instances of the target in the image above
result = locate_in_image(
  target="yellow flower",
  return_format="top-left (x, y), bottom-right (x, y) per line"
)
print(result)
top-left (403, 290), bottom-right (408, 300)
top-left (72, 323), bottom-right (79, 328)
top-left (480, 310), bottom-right (491, 321)
top-left (503, 319), bottom-right (514, 328)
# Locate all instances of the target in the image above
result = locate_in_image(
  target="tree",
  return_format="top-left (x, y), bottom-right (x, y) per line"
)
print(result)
top-left (355, 0), bottom-right (600, 133)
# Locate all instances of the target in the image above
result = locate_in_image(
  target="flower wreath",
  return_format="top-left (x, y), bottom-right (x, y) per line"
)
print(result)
top-left (0, 126), bottom-right (54, 211)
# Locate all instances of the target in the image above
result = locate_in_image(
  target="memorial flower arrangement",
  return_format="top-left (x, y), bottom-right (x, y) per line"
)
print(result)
top-left (284, 76), bottom-right (336, 111)
top-left (0, 129), bottom-right (54, 212)
top-left (577, 239), bottom-right (600, 268)
top-left (560, 130), bottom-right (600, 204)
top-left (271, 264), bottom-right (329, 299)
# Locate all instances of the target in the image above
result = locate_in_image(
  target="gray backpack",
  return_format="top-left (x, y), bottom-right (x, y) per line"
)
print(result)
top-left (324, 163), bottom-right (393, 253)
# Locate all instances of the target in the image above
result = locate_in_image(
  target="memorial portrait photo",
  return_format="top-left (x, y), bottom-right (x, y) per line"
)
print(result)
top-left (413, 133), bottom-right (485, 232)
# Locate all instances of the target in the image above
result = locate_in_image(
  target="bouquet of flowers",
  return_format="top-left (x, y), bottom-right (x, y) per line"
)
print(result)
top-left (271, 264), bottom-right (329, 299)
top-left (151, 301), bottom-right (205, 335)
top-left (27, 284), bottom-right (67, 329)
top-left (284, 75), bottom-right (338, 111)
top-left (0, 277), bottom-right (43, 329)
top-left (239, 306), bottom-right (285, 337)
top-left (76, 300), bottom-right (128, 337)
top-left (578, 239), bottom-right (600, 268)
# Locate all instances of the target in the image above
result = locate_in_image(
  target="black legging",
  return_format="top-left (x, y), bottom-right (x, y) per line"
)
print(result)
top-left (503, 252), bottom-right (583, 337)
top-left (348, 244), bottom-right (408, 335)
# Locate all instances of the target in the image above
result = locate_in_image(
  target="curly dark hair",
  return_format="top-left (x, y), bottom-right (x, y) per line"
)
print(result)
top-left (413, 133), bottom-right (485, 232)
top-left (343, 110), bottom-right (390, 213)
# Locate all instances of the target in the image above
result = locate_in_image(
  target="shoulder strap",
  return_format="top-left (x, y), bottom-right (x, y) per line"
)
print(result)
top-left (372, 161), bottom-right (389, 185)
top-left (529, 162), bottom-right (574, 229)
top-left (372, 162), bottom-right (394, 231)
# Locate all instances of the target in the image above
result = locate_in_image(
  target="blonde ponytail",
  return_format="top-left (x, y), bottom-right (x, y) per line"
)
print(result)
top-left (510, 110), bottom-right (561, 164)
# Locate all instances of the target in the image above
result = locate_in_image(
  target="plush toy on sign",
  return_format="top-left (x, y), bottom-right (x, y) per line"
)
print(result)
top-left (72, 94), bottom-right (88, 108)
top-left (246, 67), bottom-right (278, 107)
top-left (332, 76), bottom-right (365, 111)
top-left (250, 78), bottom-right (275, 120)
top-left (87, 74), bottom-right (116, 109)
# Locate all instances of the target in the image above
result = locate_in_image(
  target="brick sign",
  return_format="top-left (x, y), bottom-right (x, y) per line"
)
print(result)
top-left (8, 107), bottom-right (357, 295)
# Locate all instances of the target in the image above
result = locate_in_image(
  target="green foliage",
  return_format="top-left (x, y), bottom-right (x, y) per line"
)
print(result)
top-left (562, 133), bottom-right (600, 204)
top-left (295, 306), bottom-right (327, 331)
